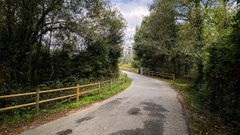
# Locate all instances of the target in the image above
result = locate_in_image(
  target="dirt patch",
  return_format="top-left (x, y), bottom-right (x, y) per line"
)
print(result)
top-left (56, 129), bottom-right (72, 135)
top-left (128, 107), bottom-right (141, 115)
top-left (76, 116), bottom-right (94, 124)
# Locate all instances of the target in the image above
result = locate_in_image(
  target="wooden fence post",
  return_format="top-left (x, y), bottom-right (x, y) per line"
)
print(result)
top-left (124, 74), bottom-right (127, 83)
top-left (98, 82), bottom-right (101, 94)
top-left (173, 74), bottom-right (176, 84)
top-left (76, 84), bottom-right (80, 102)
top-left (110, 79), bottom-right (112, 90)
top-left (36, 89), bottom-right (40, 115)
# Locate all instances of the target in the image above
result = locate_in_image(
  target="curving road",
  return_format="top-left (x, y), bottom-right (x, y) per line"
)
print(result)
top-left (21, 71), bottom-right (189, 135)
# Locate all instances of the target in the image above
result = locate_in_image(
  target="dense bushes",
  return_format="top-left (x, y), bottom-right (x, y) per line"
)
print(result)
top-left (205, 11), bottom-right (240, 125)
top-left (133, 0), bottom-right (240, 131)
top-left (0, 0), bottom-right (125, 92)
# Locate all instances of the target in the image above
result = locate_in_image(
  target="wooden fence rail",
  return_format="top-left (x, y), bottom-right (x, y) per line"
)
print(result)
top-left (146, 71), bottom-right (175, 81)
top-left (0, 74), bottom-right (128, 114)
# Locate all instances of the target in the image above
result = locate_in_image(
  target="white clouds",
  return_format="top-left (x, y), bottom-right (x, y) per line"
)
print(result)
top-left (111, 0), bottom-right (153, 46)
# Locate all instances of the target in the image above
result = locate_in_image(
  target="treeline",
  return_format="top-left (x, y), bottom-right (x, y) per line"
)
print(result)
top-left (134, 0), bottom-right (239, 130)
top-left (0, 0), bottom-right (125, 92)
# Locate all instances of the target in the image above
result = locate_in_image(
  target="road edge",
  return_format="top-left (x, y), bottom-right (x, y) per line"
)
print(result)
top-left (141, 74), bottom-right (194, 135)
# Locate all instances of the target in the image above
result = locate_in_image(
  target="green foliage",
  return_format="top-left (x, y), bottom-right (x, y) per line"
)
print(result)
top-left (119, 63), bottom-right (137, 72)
top-left (0, 0), bottom-right (125, 91)
top-left (170, 78), bottom-right (235, 134)
top-left (0, 1), bottom-right (126, 128)
top-left (204, 11), bottom-right (240, 129)
top-left (134, 0), bottom-right (240, 133)
top-left (134, 0), bottom-right (179, 73)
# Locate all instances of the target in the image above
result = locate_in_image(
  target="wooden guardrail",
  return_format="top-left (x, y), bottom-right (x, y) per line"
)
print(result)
top-left (0, 74), bottom-right (128, 114)
top-left (146, 71), bottom-right (175, 80)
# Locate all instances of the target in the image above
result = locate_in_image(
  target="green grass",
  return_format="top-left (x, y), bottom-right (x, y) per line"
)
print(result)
top-left (43, 78), bottom-right (132, 114)
top-left (0, 78), bottom-right (132, 128)
top-left (168, 78), bottom-right (234, 135)
top-left (119, 64), bottom-right (137, 72)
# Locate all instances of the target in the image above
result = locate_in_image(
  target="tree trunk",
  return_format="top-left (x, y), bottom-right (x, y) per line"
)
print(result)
top-left (194, 0), bottom-right (204, 89)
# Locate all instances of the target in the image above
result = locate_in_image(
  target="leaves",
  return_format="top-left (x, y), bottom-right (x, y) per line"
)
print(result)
top-left (134, 0), bottom-right (240, 131)
top-left (0, 0), bottom-right (125, 89)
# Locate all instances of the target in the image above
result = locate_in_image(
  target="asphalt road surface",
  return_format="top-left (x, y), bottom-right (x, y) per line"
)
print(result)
top-left (21, 71), bottom-right (189, 135)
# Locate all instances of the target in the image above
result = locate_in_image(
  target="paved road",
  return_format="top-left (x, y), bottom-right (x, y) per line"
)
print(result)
top-left (21, 71), bottom-right (189, 135)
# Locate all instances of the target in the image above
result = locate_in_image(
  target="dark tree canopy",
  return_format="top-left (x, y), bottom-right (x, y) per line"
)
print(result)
top-left (0, 0), bottom-right (125, 90)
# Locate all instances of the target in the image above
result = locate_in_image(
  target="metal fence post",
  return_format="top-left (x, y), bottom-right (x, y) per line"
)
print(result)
top-left (76, 84), bottom-right (80, 102)
top-left (36, 89), bottom-right (40, 115)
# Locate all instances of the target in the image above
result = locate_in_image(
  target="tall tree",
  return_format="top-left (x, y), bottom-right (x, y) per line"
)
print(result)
top-left (0, 0), bottom-right (125, 90)
top-left (134, 0), bottom-right (178, 74)
top-left (204, 0), bottom-right (240, 126)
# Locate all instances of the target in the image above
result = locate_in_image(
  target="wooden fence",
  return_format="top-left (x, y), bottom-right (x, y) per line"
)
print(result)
top-left (0, 74), bottom-right (128, 114)
top-left (145, 71), bottom-right (175, 81)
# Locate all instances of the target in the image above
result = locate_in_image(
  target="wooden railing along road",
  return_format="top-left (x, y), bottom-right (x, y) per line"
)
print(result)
top-left (0, 74), bottom-right (128, 114)
top-left (145, 71), bottom-right (175, 81)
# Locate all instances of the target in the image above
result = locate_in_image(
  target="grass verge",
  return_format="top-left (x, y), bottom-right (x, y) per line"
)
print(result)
top-left (42, 78), bottom-right (132, 114)
top-left (0, 78), bottom-right (132, 135)
top-left (119, 64), bottom-right (137, 73)
top-left (168, 78), bottom-right (234, 135)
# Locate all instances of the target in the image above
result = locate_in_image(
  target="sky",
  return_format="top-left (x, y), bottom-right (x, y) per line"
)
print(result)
top-left (111, 0), bottom-right (153, 47)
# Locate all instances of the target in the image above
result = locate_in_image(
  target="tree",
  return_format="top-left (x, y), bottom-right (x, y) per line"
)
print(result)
top-left (0, 0), bottom-right (125, 91)
top-left (134, 0), bottom-right (178, 74)
top-left (133, 0), bottom-right (240, 132)
top-left (204, 1), bottom-right (240, 127)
